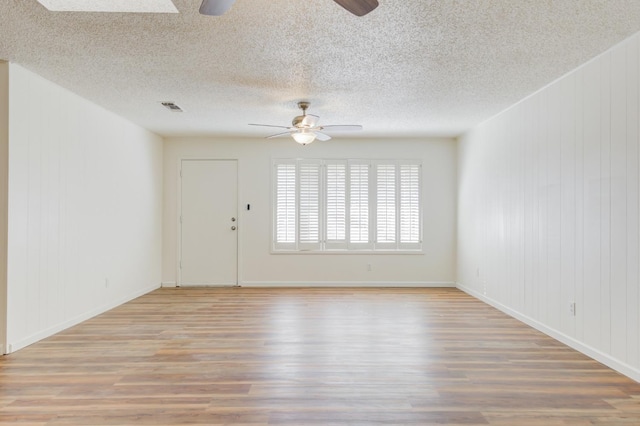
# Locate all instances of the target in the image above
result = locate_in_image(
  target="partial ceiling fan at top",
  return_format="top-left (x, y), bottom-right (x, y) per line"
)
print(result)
top-left (199, 0), bottom-right (379, 17)
top-left (249, 102), bottom-right (363, 146)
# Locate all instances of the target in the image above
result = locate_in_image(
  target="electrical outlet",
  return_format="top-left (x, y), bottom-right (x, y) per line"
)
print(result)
top-left (569, 301), bottom-right (576, 316)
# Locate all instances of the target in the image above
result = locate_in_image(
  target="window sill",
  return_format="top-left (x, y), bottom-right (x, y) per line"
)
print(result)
top-left (270, 250), bottom-right (425, 255)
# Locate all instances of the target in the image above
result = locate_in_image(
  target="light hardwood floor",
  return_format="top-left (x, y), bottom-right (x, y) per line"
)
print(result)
top-left (1, 287), bottom-right (640, 425)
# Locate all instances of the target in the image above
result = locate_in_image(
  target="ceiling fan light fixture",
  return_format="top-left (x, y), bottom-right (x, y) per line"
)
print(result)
top-left (250, 101), bottom-right (362, 144)
top-left (292, 131), bottom-right (316, 146)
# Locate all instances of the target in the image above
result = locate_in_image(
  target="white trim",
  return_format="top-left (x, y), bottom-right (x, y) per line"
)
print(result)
top-left (240, 281), bottom-right (455, 288)
top-left (179, 283), bottom-right (239, 287)
top-left (6, 283), bottom-right (160, 354)
top-left (457, 283), bottom-right (640, 383)
top-left (161, 281), bottom-right (177, 288)
top-left (270, 249), bottom-right (424, 255)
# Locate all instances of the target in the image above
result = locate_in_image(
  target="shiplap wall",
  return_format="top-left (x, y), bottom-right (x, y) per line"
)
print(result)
top-left (458, 33), bottom-right (640, 380)
top-left (5, 64), bottom-right (163, 352)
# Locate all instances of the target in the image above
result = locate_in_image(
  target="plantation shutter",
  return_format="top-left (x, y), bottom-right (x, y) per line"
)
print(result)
top-left (273, 158), bottom-right (421, 252)
top-left (325, 161), bottom-right (347, 249)
top-left (349, 162), bottom-right (371, 247)
top-left (400, 163), bottom-right (421, 248)
top-left (375, 163), bottom-right (397, 248)
top-left (274, 162), bottom-right (296, 250)
top-left (298, 161), bottom-right (322, 250)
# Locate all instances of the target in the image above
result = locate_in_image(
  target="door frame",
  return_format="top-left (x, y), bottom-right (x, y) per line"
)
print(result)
top-left (177, 158), bottom-right (241, 287)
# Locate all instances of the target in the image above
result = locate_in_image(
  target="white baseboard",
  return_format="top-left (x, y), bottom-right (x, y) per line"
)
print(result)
top-left (456, 282), bottom-right (640, 383)
top-left (177, 283), bottom-right (239, 287)
top-left (7, 283), bottom-right (161, 354)
top-left (161, 281), bottom-right (177, 288)
top-left (240, 281), bottom-right (455, 288)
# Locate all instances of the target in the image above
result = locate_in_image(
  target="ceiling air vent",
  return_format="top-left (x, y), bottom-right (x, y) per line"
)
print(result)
top-left (161, 102), bottom-right (183, 112)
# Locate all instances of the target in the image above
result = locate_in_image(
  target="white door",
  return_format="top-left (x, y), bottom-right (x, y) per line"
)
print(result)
top-left (180, 159), bottom-right (238, 286)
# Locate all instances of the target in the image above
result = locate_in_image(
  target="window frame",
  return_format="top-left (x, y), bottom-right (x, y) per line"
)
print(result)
top-left (272, 158), bottom-right (423, 253)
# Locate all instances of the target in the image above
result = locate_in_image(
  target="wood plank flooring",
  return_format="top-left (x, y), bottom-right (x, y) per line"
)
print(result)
top-left (1, 287), bottom-right (640, 425)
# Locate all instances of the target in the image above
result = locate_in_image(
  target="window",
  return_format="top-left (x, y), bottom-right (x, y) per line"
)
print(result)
top-left (273, 159), bottom-right (422, 252)
top-left (275, 163), bottom-right (296, 247)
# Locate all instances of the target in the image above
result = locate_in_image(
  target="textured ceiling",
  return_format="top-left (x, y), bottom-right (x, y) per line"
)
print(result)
top-left (2, 0), bottom-right (640, 138)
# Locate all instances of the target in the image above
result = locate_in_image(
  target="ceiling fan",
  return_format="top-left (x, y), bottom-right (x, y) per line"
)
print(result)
top-left (249, 102), bottom-right (363, 145)
top-left (200, 0), bottom-right (378, 17)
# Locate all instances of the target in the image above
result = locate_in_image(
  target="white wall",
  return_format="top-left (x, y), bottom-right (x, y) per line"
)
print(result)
top-left (6, 64), bottom-right (163, 352)
top-left (0, 62), bottom-right (8, 354)
top-left (163, 137), bottom-right (457, 287)
top-left (458, 33), bottom-right (640, 381)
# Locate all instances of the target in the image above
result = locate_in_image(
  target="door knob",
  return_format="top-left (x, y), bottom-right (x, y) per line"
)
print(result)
top-left (231, 226), bottom-right (236, 231)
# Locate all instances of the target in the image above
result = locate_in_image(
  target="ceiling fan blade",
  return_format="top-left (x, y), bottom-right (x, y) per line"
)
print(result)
top-left (199, 0), bottom-right (235, 16)
top-left (301, 114), bottom-right (320, 128)
top-left (332, 0), bottom-right (378, 16)
top-left (320, 125), bottom-right (363, 132)
top-left (249, 123), bottom-right (291, 129)
top-left (314, 132), bottom-right (332, 142)
top-left (266, 131), bottom-right (294, 139)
